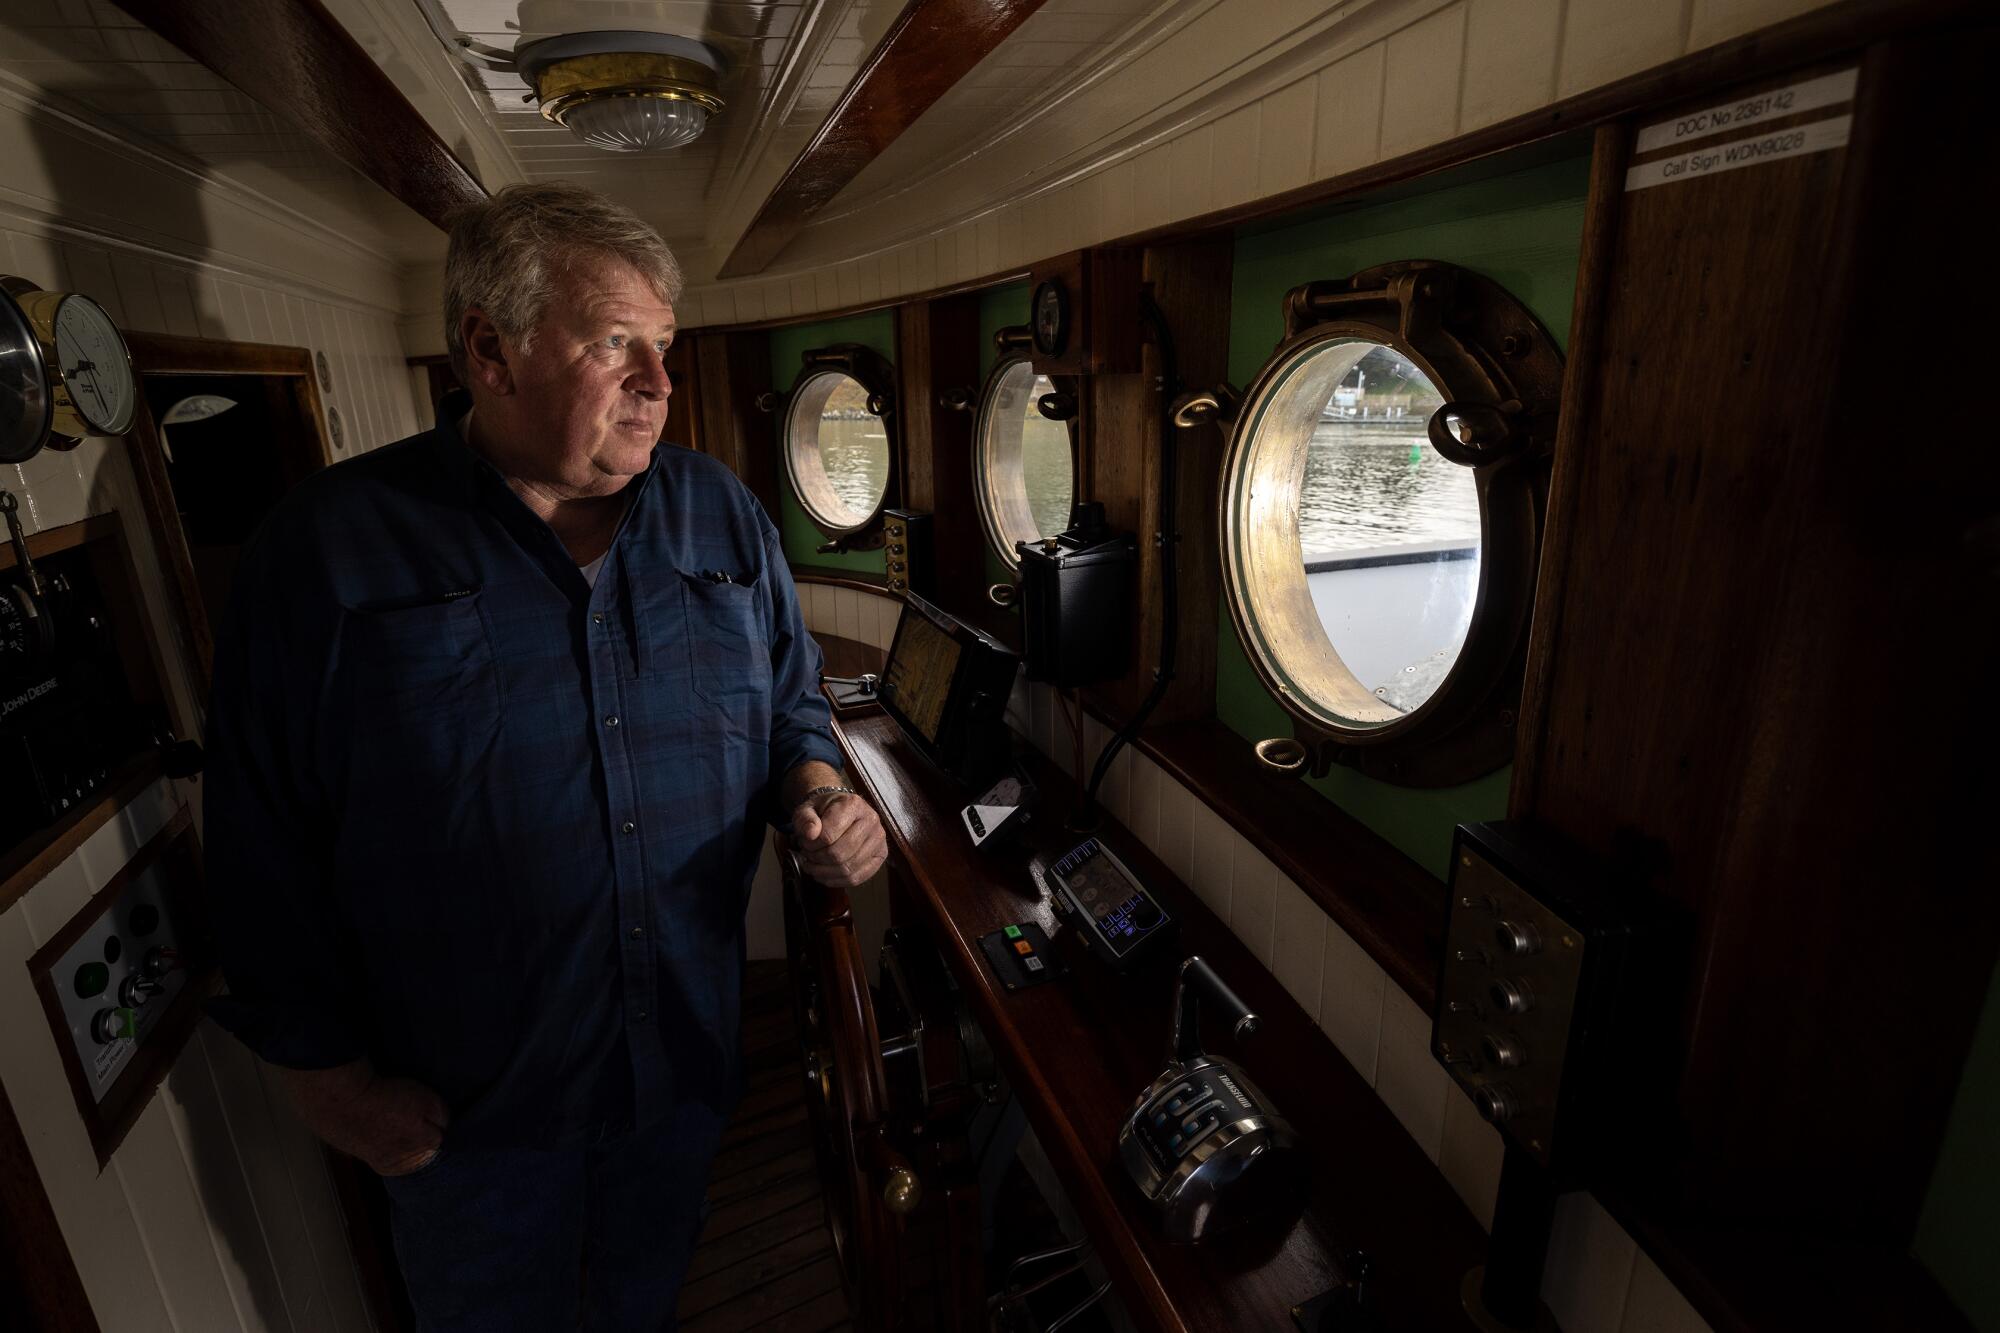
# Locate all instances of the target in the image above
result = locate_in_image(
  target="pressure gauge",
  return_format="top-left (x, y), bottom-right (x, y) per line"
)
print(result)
top-left (1, 275), bottom-right (138, 453)
top-left (49, 292), bottom-right (136, 439)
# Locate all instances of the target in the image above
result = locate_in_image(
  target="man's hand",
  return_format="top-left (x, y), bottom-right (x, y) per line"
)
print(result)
top-left (275, 1059), bottom-right (449, 1177)
top-left (790, 791), bottom-right (888, 889)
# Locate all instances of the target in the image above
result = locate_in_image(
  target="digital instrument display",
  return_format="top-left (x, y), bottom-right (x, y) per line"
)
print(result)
top-left (881, 606), bottom-right (962, 745)
top-left (1043, 837), bottom-right (1172, 967)
top-left (877, 594), bottom-right (1019, 787)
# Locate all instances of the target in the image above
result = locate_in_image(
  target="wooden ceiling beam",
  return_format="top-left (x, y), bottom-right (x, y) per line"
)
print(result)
top-left (111, 0), bottom-right (486, 231)
top-left (717, 0), bottom-right (1048, 279)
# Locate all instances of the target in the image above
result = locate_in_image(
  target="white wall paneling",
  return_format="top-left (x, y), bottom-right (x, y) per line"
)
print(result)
top-left (0, 66), bottom-right (424, 1332)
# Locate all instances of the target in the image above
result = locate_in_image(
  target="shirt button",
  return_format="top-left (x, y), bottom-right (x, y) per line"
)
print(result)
top-left (629, 926), bottom-right (644, 940)
top-left (604, 714), bottom-right (620, 728)
top-left (620, 820), bottom-right (635, 835)
top-left (636, 1010), bottom-right (649, 1022)
top-left (592, 612), bottom-right (605, 624)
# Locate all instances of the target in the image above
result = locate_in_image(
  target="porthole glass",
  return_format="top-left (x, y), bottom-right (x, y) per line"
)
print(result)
top-left (785, 370), bottom-right (889, 530)
top-left (975, 357), bottom-right (1074, 562)
top-left (1226, 338), bottom-right (1479, 731)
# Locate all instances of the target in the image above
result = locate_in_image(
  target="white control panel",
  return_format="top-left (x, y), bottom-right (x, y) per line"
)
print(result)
top-left (48, 859), bottom-right (187, 1103)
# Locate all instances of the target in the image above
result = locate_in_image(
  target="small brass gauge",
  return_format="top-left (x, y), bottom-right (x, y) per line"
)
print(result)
top-left (0, 275), bottom-right (138, 454)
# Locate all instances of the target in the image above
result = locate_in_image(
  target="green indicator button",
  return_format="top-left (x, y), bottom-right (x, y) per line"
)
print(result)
top-left (1003, 925), bottom-right (1023, 940)
top-left (73, 962), bottom-right (110, 998)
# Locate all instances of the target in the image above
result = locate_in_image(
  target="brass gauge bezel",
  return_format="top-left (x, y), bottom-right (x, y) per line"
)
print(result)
top-left (1217, 260), bottom-right (1563, 787)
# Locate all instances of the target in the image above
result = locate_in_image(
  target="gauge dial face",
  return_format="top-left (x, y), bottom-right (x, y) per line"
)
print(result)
top-left (0, 288), bottom-right (52, 463)
top-left (53, 294), bottom-right (135, 435)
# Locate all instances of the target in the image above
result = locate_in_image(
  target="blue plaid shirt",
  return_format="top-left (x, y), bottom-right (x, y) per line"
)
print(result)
top-left (205, 393), bottom-right (840, 1148)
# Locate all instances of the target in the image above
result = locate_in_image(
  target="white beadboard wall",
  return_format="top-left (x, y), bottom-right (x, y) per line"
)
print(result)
top-left (0, 788), bottom-right (377, 1333)
top-left (0, 65), bottom-right (425, 1333)
top-left (795, 581), bottom-right (1712, 1333)
top-left (673, 0), bottom-right (1839, 331)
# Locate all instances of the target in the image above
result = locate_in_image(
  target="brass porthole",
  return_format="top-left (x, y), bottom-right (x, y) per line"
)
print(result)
top-left (1217, 260), bottom-right (1562, 787)
top-left (973, 354), bottom-right (1077, 565)
top-left (781, 344), bottom-right (899, 549)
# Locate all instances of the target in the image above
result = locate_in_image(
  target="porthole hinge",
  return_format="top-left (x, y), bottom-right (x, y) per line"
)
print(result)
top-left (1282, 262), bottom-right (1459, 341)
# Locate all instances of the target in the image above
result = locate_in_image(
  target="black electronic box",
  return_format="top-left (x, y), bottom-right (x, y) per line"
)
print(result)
top-left (878, 593), bottom-right (1018, 787)
top-left (1015, 501), bottom-right (1134, 688)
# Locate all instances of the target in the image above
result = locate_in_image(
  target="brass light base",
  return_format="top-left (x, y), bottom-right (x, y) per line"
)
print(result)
top-left (1460, 1268), bottom-right (1561, 1333)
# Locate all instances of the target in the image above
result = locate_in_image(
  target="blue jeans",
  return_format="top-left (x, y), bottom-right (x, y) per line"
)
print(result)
top-left (381, 1103), bottom-right (727, 1332)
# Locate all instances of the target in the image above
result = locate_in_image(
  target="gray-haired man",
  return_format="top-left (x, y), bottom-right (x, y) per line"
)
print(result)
top-left (205, 182), bottom-right (885, 1330)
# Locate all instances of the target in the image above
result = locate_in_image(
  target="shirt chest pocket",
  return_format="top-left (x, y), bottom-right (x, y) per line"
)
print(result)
top-left (338, 595), bottom-right (502, 798)
top-left (636, 570), bottom-right (770, 710)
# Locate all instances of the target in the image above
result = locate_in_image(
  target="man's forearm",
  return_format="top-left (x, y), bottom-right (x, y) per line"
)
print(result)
top-left (779, 760), bottom-right (845, 818)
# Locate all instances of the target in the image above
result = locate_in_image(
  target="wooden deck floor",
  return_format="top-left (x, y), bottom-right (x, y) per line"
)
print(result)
top-left (677, 961), bottom-right (852, 1333)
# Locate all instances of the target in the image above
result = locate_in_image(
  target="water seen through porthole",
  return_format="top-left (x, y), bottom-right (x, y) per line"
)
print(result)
top-left (814, 377), bottom-right (889, 517)
top-left (1298, 346), bottom-right (1476, 557)
top-left (1295, 343), bottom-right (1481, 714)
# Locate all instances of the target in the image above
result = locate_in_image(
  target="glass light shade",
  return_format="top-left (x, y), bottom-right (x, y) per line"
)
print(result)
top-left (561, 97), bottom-right (708, 152)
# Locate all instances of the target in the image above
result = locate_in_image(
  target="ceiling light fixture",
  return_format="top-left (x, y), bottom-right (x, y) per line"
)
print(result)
top-left (411, 1), bottom-right (724, 153)
top-left (516, 33), bottom-right (724, 153)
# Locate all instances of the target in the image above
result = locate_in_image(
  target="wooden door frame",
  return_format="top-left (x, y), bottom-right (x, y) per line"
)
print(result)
top-left (122, 332), bottom-right (334, 700)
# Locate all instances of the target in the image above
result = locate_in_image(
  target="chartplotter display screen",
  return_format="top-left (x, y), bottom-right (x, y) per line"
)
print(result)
top-left (883, 606), bottom-right (963, 746)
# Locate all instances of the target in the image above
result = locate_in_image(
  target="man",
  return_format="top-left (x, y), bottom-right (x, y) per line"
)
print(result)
top-left (204, 181), bottom-right (887, 1331)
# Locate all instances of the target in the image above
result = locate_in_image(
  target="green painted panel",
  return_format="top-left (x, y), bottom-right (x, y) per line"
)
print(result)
top-left (1916, 959), bottom-right (2000, 1332)
top-left (1215, 150), bottom-right (1590, 879)
top-left (978, 282), bottom-right (1031, 381)
top-left (769, 310), bottom-right (898, 574)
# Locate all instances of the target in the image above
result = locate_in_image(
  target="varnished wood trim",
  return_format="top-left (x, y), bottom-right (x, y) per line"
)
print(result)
top-left (693, 0), bottom-right (1976, 335)
top-left (107, 0), bottom-right (484, 231)
top-left (125, 332), bottom-right (311, 377)
top-left (717, 0), bottom-right (1051, 278)
top-left (1508, 122), bottom-right (1626, 817)
top-left (0, 512), bottom-right (119, 575)
top-left (0, 753), bottom-right (166, 919)
top-left (126, 335), bottom-right (336, 699)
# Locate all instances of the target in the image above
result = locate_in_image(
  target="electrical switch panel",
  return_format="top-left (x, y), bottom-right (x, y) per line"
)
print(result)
top-left (1433, 822), bottom-right (1665, 1174)
top-left (46, 855), bottom-right (189, 1104)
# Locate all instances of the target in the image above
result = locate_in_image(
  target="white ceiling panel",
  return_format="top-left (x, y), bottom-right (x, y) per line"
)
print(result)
top-left (0, 2), bottom-right (441, 262)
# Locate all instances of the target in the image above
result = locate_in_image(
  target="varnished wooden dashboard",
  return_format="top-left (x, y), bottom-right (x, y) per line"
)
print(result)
top-left (824, 671), bottom-right (1488, 1332)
